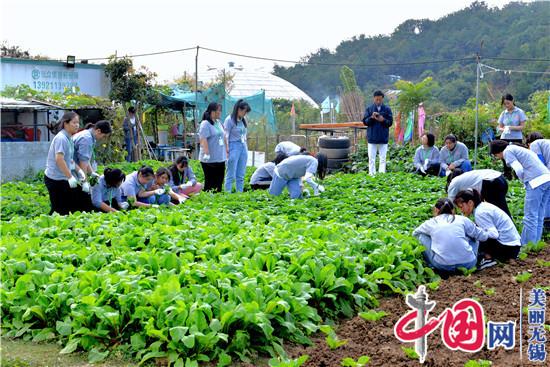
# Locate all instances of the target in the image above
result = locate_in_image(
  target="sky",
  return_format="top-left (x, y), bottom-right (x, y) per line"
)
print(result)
top-left (1, 0), bottom-right (524, 83)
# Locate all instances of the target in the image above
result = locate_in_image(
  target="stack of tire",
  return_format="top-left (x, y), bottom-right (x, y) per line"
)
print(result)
top-left (318, 135), bottom-right (351, 172)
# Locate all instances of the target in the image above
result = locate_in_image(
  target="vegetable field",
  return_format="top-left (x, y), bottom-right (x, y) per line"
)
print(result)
top-left (0, 169), bottom-right (526, 366)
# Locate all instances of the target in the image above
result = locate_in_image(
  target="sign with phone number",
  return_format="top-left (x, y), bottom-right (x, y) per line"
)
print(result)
top-left (31, 68), bottom-right (80, 92)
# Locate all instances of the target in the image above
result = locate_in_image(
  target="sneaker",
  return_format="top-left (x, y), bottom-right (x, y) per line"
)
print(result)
top-left (478, 258), bottom-right (497, 270)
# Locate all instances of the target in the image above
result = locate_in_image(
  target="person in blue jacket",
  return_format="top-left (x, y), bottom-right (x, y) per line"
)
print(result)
top-left (362, 90), bottom-right (393, 176)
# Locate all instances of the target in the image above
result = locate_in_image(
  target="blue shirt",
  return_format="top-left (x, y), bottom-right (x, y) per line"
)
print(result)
top-left (250, 162), bottom-right (276, 184)
top-left (503, 144), bottom-right (549, 185)
top-left (474, 202), bottom-right (521, 247)
top-left (224, 115), bottom-right (247, 145)
top-left (447, 169), bottom-right (502, 201)
top-left (44, 129), bottom-right (75, 180)
top-left (413, 214), bottom-right (491, 266)
top-left (275, 155), bottom-right (318, 180)
top-left (73, 128), bottom-right (97, 171)
top-left (530, 139), bottom-right (550, 169)
top-left (498, 107), bottom-right (527, 140)
top-left (169, 166), bottom-right (197, 189)
top-left (90, 176), bottom-right (122, 209)
top-left (439, 142), bottom-right (469, 170)
top-left (413, 146), bottom-right (440, 169)
top-left (120, 171), bottom-right (153, 198)
top-left (199, 120), bottom-right (226, 163)
top-left (275, 141), bottom-right (301, 156)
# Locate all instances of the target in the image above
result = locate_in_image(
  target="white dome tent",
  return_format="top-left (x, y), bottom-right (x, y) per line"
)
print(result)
top-left (198, 63), bottom-right (318, 107)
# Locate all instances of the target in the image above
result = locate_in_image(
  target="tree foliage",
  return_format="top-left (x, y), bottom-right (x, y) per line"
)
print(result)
top-left (273, 1), bottom-right (550, 108)
top-left (394, 77), bottom-right (437, 113)
top-left (104, 56), bottom-right (157, 104)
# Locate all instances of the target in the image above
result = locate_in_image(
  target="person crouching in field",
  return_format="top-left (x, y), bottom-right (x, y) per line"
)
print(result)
top-left (250, 153), bottom-right (288, 190)
top-left (413, 198), bottom-right (496, 274)
top-left (413, 133), bottom-right (440, 176)
top-left (90, 168), bottom-right (128, 212)
top-left (454, 189), bottom-right (521, 270)
top-left (169, 156), bottom-right (202, 196)
top-left (269, 153), bottom-right (327, 199)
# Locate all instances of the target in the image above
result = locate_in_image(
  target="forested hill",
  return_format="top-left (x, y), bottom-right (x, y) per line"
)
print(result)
top-left (273, 1), bottom-right (550, 108)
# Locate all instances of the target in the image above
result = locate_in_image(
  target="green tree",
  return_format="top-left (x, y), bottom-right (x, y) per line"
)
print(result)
top-left (394, 77), bottom-right (437, 114)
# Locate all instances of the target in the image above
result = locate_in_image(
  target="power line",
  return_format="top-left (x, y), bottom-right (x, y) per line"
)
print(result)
top-left (66, 45), bottom-right (550, 69)
top-left (77, 46), bottom-right (197, 62)
top-left (200, 46), bottom-right (474, 67)
top-left (480, 63), bottom-right (550, 75)
top-left (483, 56), bottom-right (550, 62)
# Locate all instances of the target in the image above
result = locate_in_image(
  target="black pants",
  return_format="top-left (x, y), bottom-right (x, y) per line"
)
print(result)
top-left (201, 162), bottom-right (225, 193)
top-left (45, 176), bottom-right (95, 215)
top-left (479, 238), bottom-right (521, 262)
top-left (481, 175), bottom-right (511, 218)
top-left (414, 163), bottom-right (441, 177)
top-left (501, 139), bottom-right (523, 180)
top-left (251, 183), bottom-right (271, 190)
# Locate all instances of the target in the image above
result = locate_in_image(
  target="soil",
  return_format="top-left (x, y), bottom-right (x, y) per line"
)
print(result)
top-left (3, 247), bottom-right (549, 367)
top-left (286, 244), bottom-right (550, 367)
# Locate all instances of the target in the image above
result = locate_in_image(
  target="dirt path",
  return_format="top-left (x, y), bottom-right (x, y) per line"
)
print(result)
top-left (287, 244), bottom-right (550, 367)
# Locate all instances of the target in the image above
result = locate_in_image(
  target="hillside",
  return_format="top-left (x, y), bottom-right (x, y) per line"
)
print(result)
top-left (273, 1), bottom-right (550, 107)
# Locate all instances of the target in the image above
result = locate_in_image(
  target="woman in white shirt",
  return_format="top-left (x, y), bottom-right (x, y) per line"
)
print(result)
top-left (413, 198), bottom-right (495, 273)
top-left (454, 189), bottom-right (521, 269)
top-left (490, 140), bottom-right (550, 245)
top-left (497, 94), bottom-right (527, 179)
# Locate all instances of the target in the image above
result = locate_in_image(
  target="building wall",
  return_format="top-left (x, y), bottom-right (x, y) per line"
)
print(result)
top-left (1, 141), bottom-right (50, 182)
top-left (1, 57), bottom-right (110, 97)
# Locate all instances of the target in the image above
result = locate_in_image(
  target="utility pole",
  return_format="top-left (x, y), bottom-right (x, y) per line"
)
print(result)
top-left (474, 40), bottom-right (483, 169)
top-left (194, 46), bottom-right (199, 159)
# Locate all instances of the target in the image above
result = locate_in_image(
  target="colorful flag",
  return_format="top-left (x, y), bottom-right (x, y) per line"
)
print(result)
top-left (394, 111), bottom-right (402, 144)
top-left (404, 110), bottom-right (415, 143)
top-left (321, 96), bottom-right (331, 113)
top-left (290, 102), bottom-right (296, 116)
top-left (417, 104), bottom-right (426, 137)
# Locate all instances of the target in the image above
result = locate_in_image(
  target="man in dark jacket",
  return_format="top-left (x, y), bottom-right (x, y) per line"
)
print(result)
top-left (362, 90), bottom-right (393, 175)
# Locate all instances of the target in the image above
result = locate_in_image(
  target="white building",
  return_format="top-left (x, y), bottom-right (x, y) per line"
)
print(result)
top-left (198, 63), bottom-right (317, 107)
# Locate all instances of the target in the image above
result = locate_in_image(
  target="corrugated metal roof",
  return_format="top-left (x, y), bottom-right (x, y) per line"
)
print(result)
top-left (0, 97), bottom-right (55, 110)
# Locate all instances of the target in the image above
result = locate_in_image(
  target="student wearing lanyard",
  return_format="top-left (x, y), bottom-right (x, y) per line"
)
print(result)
top-left (168, 156), bottom-right (202, 196)
top-left (526, 132), bottom-right (550, 230)
top-left (454, 189), bottom-right (521, 270)
top-left (146, 167), bottom-right (187, 205)
top-left (44, 112), bottom-right (88, 215)
top-left (490, 140), bottom-right (550, 245)
top-left (73, 120), bottom-right (112, 176)
top-left (120, 166), bottom-right (159, 208)
top-left (199, 102), bottom-right (227, 192)
top-left (439, 134), bottom-right (472, 176)
top-left (90, 168), bottom-right (127, 212)
top-left (497, 94), bottom-right (527, 179)
top-left (224, 100), bottom-right (251, 193)
top-left (413, 133), bottom-right (440, 176)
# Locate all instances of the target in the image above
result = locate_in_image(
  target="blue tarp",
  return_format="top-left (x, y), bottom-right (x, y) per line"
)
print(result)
top-left (158, 85), bottom-right (277, 131)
